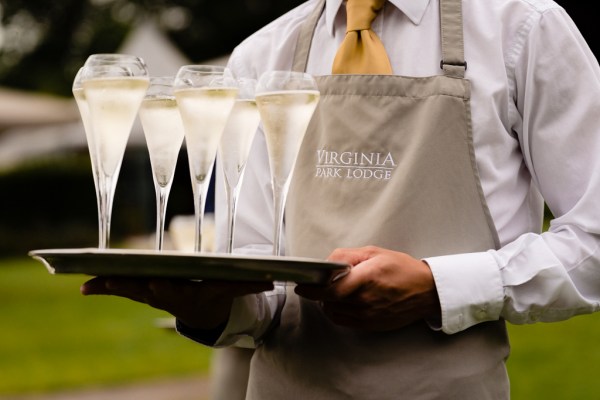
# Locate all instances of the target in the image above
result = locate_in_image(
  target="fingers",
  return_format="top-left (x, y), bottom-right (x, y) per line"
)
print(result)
top-left (294, 283), bottom-right (328, 300)
top-left (296, 246), bottom-right (438, 331)
top-left (81, 276), bottom-right (157, 305)
top-left (327, 246), bottom-right (377, 265)
top-left (295, 252), bottom-right (377, 301)
top-left (81, 276), bottom-right (146, 296)
top-left (81, 277), bottom-right (273, 301)
top-left (80, 276), bottom-right (109, 295)
top-left (294, 276), bottom-right (364, 302)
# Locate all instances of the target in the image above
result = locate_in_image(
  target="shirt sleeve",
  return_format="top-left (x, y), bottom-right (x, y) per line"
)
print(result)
top-left (176, 284), bottom-right (286, 348)
top-left (426, 8), bottom-right (600, 335)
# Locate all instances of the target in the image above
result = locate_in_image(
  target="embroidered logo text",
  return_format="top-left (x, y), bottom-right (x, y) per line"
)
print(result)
top-left (315, 149), bottom-right (396, 181)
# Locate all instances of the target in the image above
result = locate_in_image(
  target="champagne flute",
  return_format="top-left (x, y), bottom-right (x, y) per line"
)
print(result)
top-left (218, 78), bottom-right (261, 253)
top-left (73, 68), bottom-right (103, 247)
top-left (78, 56), bottom-right (149, 248)
top-left (255, 71), bottom-right (320, 256)
top-left (174, 65), bottom-right (238, 252)
top-left (139, 76), bottom-right (185, 250)
top-left (74, 54), bottom-right (146, 248)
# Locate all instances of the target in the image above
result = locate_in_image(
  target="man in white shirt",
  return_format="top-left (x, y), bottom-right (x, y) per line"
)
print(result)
top-left (82, 0), bottom-right (600, 398)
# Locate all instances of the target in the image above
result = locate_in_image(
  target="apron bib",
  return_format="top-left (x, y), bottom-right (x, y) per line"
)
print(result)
top-left (247, 0), bottom-right (510, 398)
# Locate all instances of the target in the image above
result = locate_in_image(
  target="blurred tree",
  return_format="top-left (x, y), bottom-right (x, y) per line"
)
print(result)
top-left (0, 0), bottom-right (303, 97)
top-left (1, 1), bottom-right (595, 98)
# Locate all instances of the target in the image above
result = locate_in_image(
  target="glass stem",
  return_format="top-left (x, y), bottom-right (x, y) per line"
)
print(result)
top-left (98, 174), bottom-right (115, 249)
top-left (190, 160), bottom-right (216, 253)
top-left (193, 186), bottom-right (204, 253)
top-left (224, 182), bottom-right (234, 254)
top-left (225, 182), bottom-right (241, 254)
top-left (272, 180), bottom-right (290, 257)
top-left (91, 172), bottom-right (103, 249)
top-left (96, 192), bottom-right (106, 249)
top-left (155, 186), bottom-right (170, 251)
top-left (192, 180), bottom-right (212, 253)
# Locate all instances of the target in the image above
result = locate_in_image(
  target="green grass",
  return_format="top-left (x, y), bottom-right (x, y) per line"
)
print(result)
top-left (2, 256), bottom-right (600, 398)
top-left (507, 315), bottom-right (600, 399)
top-left (506, 208), bottom-right (600, 398)
top-left (0, 257), bottom-right (212, 395)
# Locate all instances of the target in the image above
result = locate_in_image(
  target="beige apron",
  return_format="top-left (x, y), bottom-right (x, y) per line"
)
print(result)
top-left (247, 0), bottom-right (510, 398)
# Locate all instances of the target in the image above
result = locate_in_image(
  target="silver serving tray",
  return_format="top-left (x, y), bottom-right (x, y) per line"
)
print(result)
top-left (28, 248), bottom-right (349, 284)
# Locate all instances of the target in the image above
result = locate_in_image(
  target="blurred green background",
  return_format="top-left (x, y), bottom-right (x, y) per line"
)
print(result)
top-left (0, 257), bottom-right (212, 394)
top-left (3, 253), bottom-right (600, 398)
top-left (0, 0), bottom-right (599, 399)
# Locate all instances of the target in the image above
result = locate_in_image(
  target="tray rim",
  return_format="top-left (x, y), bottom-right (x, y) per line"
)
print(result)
top-left (28, 247), bottom-right (350, 284)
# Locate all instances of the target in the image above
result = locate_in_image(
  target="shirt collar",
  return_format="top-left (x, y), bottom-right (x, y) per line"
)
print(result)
top-left (325, 0), bottom-right (431, 36)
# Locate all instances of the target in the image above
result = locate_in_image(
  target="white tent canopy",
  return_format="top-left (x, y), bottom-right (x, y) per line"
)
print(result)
top-left (118, 20), bottom-right (194, 77)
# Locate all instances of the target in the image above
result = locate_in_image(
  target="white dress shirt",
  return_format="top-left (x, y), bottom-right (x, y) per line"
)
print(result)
top-left (211, 0), bottom-right (600, 338)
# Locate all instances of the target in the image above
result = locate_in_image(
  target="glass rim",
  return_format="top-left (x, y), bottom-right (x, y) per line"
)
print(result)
top-left (145, 76), bottom-right (177, 98)
top-left (149, 76), bottom-right (176, 84)
top-left (85, 53), bottom-right (146, 63)
top-left (256, 70), bottom-right (318, 93)
top-left (176, 64), bottom-right (228, 74)
top-left (78, 64), bottom-right (149, 80)
top-left (174, 65), bottom-right (236, 89)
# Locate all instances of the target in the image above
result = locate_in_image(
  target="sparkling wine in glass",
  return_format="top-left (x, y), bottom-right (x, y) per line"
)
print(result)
top-left (139, 76), bottom-right (185, 250)
top-left (218, 78), bottom-right (261, 253)
top-left (78, 55), bottom-right (149, 248)
top-left (73, 68), bottom-right (103, 246)
top-left (255, 71), bottom-right (320, 256)
top-left (174, 65), bottom-right (238, 252)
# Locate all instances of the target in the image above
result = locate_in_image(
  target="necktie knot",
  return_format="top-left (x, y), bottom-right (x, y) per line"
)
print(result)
top-left (346, 0), bottom-right (386, 32)
top-left (332, 0), bottom-right (392, 74)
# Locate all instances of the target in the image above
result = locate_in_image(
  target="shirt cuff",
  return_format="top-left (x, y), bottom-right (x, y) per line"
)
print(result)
top-left (424, 251), bottom-right (504, 334)
top-left (176, 319), bottom-right (228, 347)
top-left (175, 295), bottom-right (260, 348)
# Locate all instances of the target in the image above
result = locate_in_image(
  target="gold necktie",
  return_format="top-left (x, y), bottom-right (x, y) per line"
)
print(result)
top-left (332, 0), bottom-right (393, 74)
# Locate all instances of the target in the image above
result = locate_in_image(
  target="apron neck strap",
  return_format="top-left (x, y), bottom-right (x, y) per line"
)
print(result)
top-left (292, 0), bottom-right (325, 72)
top-left (440, 0), bottom-right (467, 78)
top-left (292, 0), bottom-right (467, 78)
